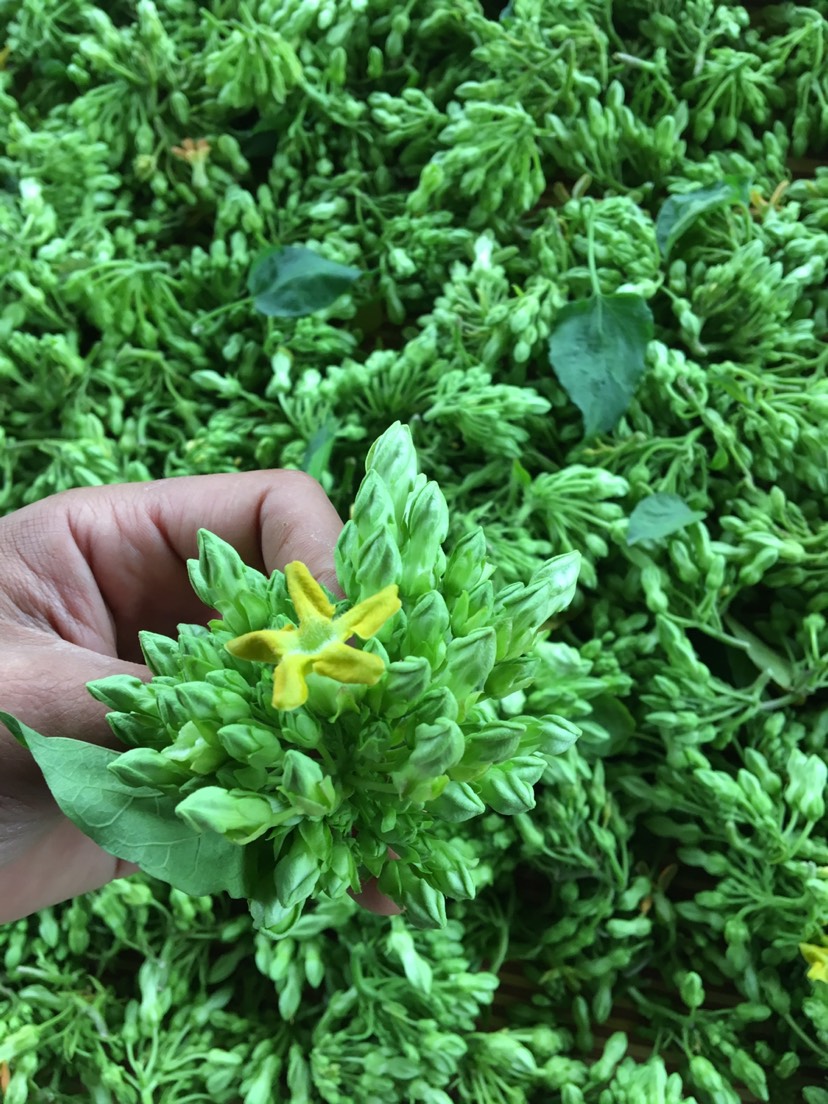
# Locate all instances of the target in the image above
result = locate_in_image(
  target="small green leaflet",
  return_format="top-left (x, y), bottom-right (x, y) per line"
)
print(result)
top-left (655, 177), bottom-right (752, 257)
top-left (627, 493), bottom-right (705, 546)
top-left (248, 245), bottom-right (362, 318)
top-left (3, 712), bottom-right (247, 898)
top-left (301, 417), bottom-right (340, 480)
top-left (723, 616), bottom-right (794, 690)
top-left (548, 293), bottom-right (654, 437)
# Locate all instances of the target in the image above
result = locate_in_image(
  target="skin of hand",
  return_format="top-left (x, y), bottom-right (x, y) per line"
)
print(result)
top-left (0, 470), bottom-right (399, 923)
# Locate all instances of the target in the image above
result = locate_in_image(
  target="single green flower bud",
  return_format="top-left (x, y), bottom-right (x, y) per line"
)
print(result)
top-left (157, 682), bottom-right (250, 727)
top-left (217, 721), bottom-right (283, 767)
top-left (364, 421), bottom-right (418, 526)
top-left (521, 714), bottom-right (580, 757)
top-left (320, 839), bottom-right (360, 897)
top-left (678, 970), bottom-right (705, 1011)
top-left (376, 656), bottom-right (432, 716)
top-left (106, 711), bottom-right (166, 750)
top-left (476, 755), bottom-right (545, 814)
top-left (378, 862), bottom-right (447, 928)
top-left (280, 750), bottom-right (338, 816)
top-left (87, 674), bottom-right (159, 715)
top-left (496, 551), bottom-right (580, 655)
top-left (742, 748), bottom-right (781, 795)
top-left (427, 780), bottom-right (486, 822)
top-left (216, 761), bottom-right (270, 793)
top-left (187, 682), bottom-right (252, 724)
top-left (354, 525), bottom-right (403, 594)
top-left (425, 839), bottom-right (477, 900)
top-left (352, 468), bottom-right (397, 537)
top-left (411, 687), bottom-right (459, 725)
top-left (205, 666), bottom-right (254, 695)
top-left (138, 631), bottom-right (182, 677)
top-left (163, 719), bottom-right (226, 774)
top-left (280, 710), bottom-right (323, 749)
top-left (449, 580), bottom-right (494, 636)
top-left (178, 632), bottom-right (223, 681)
top-left (334, 519), bottom-right (360, 598)
top-left (438, 627), bottom-right (497, 703)
top-left (274, 834), bottom-right (322, 909)
top-left (561, 1082), bottom-right (585, 1104)
top-left (107, 747), bottom-right (187, 791)
top-left (492, 613), bottom-right (515, 661)
top-left (785, 749), bottom-right (827, 821)
top-left (249, 897), bottom-right (303, 936)
top-left (484, 656), bottom-right (540, 698)
top-left (729, 1051), bottom-right (769, 1102)
top-left (397, 773), bottom-right (450, 805)
top-left (298, 818), bottom-right (333, 863)
top-left (514, 810), bottom-right (546, 851)
top-left (188, 529), bottom-right (271, 634)
top-left (403, 591), bottom-right (450, 669)
top-left (688, 1055), bottom-right (728, 1095)
top-left (442, 528), bottom-right (492, 597)
top-left (400, 479), bottom-right (449, 589)
top-left (393, 718), bottom-right (465, 796)
top-left (463, 720), bottom-right (524, 765)
top-left (175, 786), bottom-right (283, 843)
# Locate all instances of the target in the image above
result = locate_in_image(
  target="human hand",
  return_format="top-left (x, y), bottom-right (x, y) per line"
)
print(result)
top-left (0, 471), bottom-right (399, 922)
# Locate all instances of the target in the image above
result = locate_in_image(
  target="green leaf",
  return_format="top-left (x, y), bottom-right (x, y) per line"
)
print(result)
top-left (627, 493), bottom-right (705, 546)
top-left (723, 616), bottom-right (795, 691)
top-left (248, 246), bottom-right (362, 318)
top-left (578, 696), bottom-right (634, 756)
top-left (301, 417), bottom-right (339, 480)
top-left (548, 294), bottom-right (653, 437)
top-left (655, 176), bottom-right (752, 256)
top-left (3, 712), bottom-right (246, 898)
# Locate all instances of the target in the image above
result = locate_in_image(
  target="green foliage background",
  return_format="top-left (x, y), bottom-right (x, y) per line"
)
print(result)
top-left (1, 0), bottom-right (828, 1100)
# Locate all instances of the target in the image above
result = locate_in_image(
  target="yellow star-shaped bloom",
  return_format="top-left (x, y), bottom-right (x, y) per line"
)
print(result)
top-left (800, 942), bottom-right (828, 984)
top-left (226, 562), bottom-right (401, 711)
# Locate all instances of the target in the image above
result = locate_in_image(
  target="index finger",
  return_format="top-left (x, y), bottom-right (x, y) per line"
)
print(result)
top-left (6, 470), bottom-right (344, 660)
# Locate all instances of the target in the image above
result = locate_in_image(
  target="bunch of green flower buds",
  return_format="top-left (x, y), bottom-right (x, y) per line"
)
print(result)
top-left (77, 423), bottom-right (580, 930)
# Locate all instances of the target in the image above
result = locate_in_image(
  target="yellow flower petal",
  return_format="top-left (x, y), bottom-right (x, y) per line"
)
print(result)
top-left (226, 629), bottom-right (288, 664)
top-left (285, 561), bottom-right (335, 623)
top-left (336, 585), bottom-right (401, 639)
top-left (312, 641), bottom-right (387, 685)
top-left (800, 942), bottom-right (828, 983)
top-left (272, 652), bottom-right (315, 710)
top-left (225, 563), bottom-right (397, 710)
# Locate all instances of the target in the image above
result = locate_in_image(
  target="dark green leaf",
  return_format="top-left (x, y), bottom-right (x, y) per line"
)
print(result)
top-left (627, 493), bottom-right (705, 546)
top-left (579, 696), bottom-right (635, 756)
top-left (248, 246), bottom-right (362, 318)
top-left (301, 417), bottom-right (339, 479)
top-left (723, 616), bottom-right (795, 690)
top-left (3, 712), bottom-right (247, 897)
top-left (549, 294), bottom-right (654, 436)
top-left (655, 177), bottom-right (752, 256)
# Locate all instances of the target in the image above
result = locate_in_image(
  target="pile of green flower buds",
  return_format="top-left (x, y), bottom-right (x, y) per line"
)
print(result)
top-left (2, 0), bottom-right (828, 1100)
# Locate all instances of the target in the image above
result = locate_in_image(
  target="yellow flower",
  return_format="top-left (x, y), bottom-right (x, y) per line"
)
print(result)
top-left (226, 562), bottom-right (401, 711)
top-left (799, 942), bottom-right (828, 984)
top-left (170, 138), bottom-right (211, 189)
